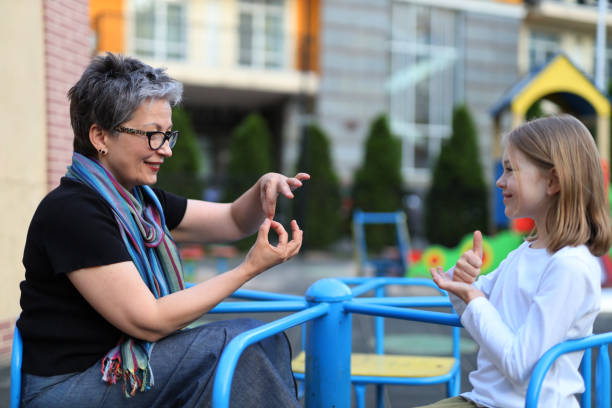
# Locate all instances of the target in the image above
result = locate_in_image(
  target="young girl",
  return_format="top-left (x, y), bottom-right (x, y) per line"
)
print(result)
top-left (423, 115), bottom-right (612, 408)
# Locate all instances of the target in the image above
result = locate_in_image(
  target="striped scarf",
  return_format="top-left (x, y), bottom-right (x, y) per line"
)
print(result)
top-left (66, 152), bottom-right (185, 397)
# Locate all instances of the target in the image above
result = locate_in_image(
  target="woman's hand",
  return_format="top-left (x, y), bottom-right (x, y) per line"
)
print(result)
top-left (431, 266), bottom-right (484, 304)
top-left (243, 218), bottom-right (303, 278)
top-left (453, 231), bottom-right (483, 284)
top-left (259, 172), bottom-right (310, 219)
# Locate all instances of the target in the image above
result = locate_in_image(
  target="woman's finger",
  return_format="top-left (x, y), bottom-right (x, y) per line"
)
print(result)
top-left (285, 178), bottom-right (303, 193)
top-left (286, 220), bottom-right (303, 255)
top-left (270, 220), bottom-right (288, 246)
top-left (262, 183), bottom-right (278, 218)
top-left (279, 180), bottom-right (294, 198)
top-left (295, 173), bottom-right (310, 181)
top-left (257, 218), bottom-right (272, 243)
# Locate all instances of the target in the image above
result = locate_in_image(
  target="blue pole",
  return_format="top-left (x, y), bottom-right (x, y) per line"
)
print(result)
top-left (212, 304), bottom-right (329, 407)
top-left (304, 279), bottom-right (353, 408)
top-left (596, 345), bottom-right (610, 408)
top-left (581, 348), bottom-right (592, 408)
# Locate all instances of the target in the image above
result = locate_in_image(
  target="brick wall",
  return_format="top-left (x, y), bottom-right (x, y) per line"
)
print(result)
top-left (0, 318), bottom-right (17, 364)
top-left (0, 0), bottom-right (91, 364)
top-left (44, 0), bottom-right (91, 189)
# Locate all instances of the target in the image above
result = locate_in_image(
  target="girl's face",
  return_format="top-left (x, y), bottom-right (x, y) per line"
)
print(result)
top-left (496, 145), bottom-right (552, 221)
top-left (100, 98), bottom-right (173, 190)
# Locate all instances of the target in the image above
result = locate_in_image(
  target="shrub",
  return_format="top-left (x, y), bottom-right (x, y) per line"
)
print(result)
top-left (156, 107), bottom-right (203, 199)
top-left (352, 114), bottom-right (404, 252)
top-left (293, 124), bottom-right (342, 249)
top-left (425, 105), bottom-right (489, 247)
top-left (224, 113), bottom-right (272, 249)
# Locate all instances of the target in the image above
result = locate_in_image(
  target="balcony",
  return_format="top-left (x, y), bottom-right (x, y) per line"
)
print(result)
top-left (527, 0), bottom-right (612, 26)
top-left (93, 10), bottom-right (318, 108)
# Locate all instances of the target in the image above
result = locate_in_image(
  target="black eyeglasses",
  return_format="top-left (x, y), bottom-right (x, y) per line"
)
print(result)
top-left (114, 126), bottom-right (179, 150)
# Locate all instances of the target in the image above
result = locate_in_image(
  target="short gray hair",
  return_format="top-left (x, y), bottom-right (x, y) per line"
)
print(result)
top-left (68, 53), bottom-right (183, 157)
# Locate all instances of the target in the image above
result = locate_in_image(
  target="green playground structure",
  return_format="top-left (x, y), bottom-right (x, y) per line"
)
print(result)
top-left (407, 230), bottom-right (524, 278)
top-left (405, 186), bottom-right (612, 283)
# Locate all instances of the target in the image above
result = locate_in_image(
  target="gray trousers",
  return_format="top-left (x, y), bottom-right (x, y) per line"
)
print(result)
top-left (414, 396), bottom-right (482, 408)
top-left (21, 318), bottom-right (300, 407)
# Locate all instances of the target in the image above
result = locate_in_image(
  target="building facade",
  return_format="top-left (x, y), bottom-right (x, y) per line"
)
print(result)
top-left (91, 0), bottom-right (320, 189)
top-left (4, 0), bottom-right (612, 363)
top-left (1, 0), bottom-right (91, 362)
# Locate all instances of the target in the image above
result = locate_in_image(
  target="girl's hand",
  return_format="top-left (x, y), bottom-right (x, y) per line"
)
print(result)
top-left (431, 266), bottom-right (484, 304)
top-left (259, 172), bottom-right (310, 219)
top-left (244, 218), bottom-right (303, 277)
top-left (453, 231), bottom-right (484, 284)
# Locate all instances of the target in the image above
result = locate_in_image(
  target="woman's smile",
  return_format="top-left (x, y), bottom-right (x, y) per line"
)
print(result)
top-left (145, 160), bottom-right (162, 172)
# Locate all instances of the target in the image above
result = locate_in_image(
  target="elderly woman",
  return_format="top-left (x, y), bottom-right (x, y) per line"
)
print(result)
top-left (18, 53), bottom-right (308, 407)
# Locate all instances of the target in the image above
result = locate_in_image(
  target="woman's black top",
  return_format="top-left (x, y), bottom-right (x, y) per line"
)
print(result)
top-left (18, 177), bottom-right (188, 376)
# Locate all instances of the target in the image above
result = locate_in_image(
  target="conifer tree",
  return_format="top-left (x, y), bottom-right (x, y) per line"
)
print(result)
top-left (293, 124), bottom-right (341, 249)
top-left (425, 105), bottom-right (489, 247)
top-left (352, 114), bottom-right (404, 251)
top-left (223, 113), bottom-right (272, 202)
top-left (156, 107), bottom-right (203, 199)
top-left (224, 113), bottom-right (272, 249)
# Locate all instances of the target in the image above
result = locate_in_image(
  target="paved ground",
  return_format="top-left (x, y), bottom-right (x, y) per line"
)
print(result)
top-left (3, 254), bottom-right (612, 407)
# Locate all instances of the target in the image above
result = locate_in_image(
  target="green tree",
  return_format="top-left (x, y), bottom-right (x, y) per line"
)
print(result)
top-left (224, 113), bottom-right (272, 249)
top-left (425, 105), bottom-right (489, 247)
top-left (156, 107), bottom-right (203, 199)
top-left (526, 99), bottom-right (544, 120)
top-left (352, 114), bottom-right (404, 251)
top-left (293, 124), bottom-right (342, 249)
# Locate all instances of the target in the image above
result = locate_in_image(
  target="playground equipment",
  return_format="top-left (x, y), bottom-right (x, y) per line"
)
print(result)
top-left (408, 230), bottom-right (523, 278)
top-left (9, 323), bottom-right (21, 408)
top-left (10, 278), bottom-right (612, 407)
top-left (291, 277), bottom-right (460, 407)
top-left (353, 210), bottom-right (411, 277)
top-left (210, 278), bottom-right (612, 407)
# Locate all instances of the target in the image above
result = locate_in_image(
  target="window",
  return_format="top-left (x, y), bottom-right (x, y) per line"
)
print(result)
top-left (133, 0), bottom-right (187, 60)
top-left (389, 4), bottom-right (457, 179)
top-left (237, 0), bottom-right (285, 68)
top-left (528, 31), bottom-right (560, 71)
top-left (604, 42), bottom-right (612, 85)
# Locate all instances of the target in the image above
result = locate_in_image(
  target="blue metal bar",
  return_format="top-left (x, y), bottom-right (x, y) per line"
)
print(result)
top-left (10, 323), bottom-right (22, 408)
top-left (231, 289), bottom-right (303, 301)
top-left (450, 326), bottom-right (461, 397)
top-left (186, 282), bottom-right (302, 301)
top-left (212, 303), bottom-right (330, 408)
top-left (352, 296), bottom-right (451, 307)
top-left (350, 279), bottom-right (383, 297)
top-left (354, 211), bottom-right (404, 223)
top-left (341, 277), bottom-right (438, 287)
top-left (376, 384), bottom-right (384, 408)
top-left (373, 287), bottom-right (386, 408)
top-left (344, 303), bottom-right (462, 327)
top-left (208, 300), bottom-right (308, 313)
top-left (581, 348), bottom-right (592, 408)
top-left (595, 345), bottom-right (610, 408)
top-left (305, 279), bottom-right (353, 408)
top-left (526, 332), bottom-right (612, 408)
top-left (353, 384), bottom-right (366, 408)
top-left (374, 286), bottom-right (385, 355)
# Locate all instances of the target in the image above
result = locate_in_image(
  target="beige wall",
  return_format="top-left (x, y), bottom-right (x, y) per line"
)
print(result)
top-left (0, 1), bottom-right (47, 321)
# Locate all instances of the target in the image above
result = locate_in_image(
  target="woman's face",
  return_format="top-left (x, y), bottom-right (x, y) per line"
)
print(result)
top-left (100, 98), bottom-right (173, 190)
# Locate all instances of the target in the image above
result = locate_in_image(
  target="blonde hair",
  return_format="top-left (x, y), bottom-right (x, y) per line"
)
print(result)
top-left (506, 115), bottom-right (612, 256)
